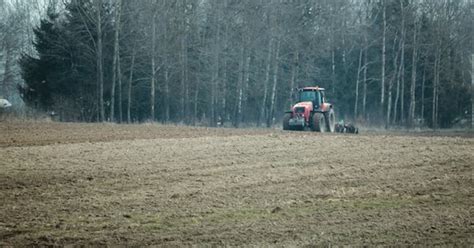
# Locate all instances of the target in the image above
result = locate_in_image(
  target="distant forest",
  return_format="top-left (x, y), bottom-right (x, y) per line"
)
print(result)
top-left (2, 0), bottom-right (472, 128)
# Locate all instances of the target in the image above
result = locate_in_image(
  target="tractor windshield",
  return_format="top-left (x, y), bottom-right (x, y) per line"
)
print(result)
top-left (298, 90), bottom-right (321, 105)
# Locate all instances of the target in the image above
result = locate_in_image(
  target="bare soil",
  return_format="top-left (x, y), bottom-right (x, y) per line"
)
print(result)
top-left (0, 122), bottom-right (473, 246)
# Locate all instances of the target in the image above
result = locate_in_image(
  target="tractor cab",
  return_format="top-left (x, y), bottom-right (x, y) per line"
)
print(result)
top-left (296, 87), bottom-right (326, 110)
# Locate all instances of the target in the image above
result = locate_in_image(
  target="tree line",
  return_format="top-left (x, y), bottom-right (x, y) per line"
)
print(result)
top-left (13, 0), bottom-right (473, 128)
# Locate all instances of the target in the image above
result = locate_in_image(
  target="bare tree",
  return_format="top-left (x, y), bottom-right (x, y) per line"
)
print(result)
top-left (408, 13), bottom-right (419, 127)
top-left (380, 0), bottom-right (387, 121)
top-left (393, 0), bottom-right (406, 125)
top-left (110, 0), bottom-right (122, 122)
top-left (179, 0), bottom-right (190, 123)
top-left (150, 10), bottom-right (157, 121)
top-left (126, 42), bottom-right (135, 123)
top-left (267, 39), bottom-right (280, 127)
top-left (96, 0), bottom-right (105, 121)
top-left (471, 53), bottom-right (474, 129)
top-left (258, 37), bottom-right (273, 127)
top-left (386, 36), bottom-right (401, 128)
top-left (210, 0), bottom-right (221, 126)
top-left (432, 44), bottom-right (441, 130)
top-left (354, 47), bottom-right (363, 118)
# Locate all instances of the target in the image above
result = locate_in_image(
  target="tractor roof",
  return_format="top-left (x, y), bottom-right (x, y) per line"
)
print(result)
top-left (300, 86), bottom-right (325, 91)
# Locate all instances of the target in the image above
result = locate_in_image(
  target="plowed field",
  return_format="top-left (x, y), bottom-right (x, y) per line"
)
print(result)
top-left (1, 122), bottom-right (473, 246)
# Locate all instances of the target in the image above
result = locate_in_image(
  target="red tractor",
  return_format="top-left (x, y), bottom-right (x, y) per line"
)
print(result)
top-left (283, 86), bottom-right (336, 132)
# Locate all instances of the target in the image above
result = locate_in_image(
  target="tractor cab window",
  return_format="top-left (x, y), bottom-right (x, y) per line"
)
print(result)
top-left (298, 90), bottom-right (322, 107)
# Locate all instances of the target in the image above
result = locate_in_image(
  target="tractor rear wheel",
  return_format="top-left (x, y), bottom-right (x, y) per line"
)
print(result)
top-left (283, 113), bottom-right (291, 130)
top-left (311, 113), bottom-right (326, 132)
top-left (325, 109), bottom-right (336, 132)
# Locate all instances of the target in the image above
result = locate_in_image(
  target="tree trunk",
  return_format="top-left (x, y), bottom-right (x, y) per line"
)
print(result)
top-left (235, 46), bottom-right (245, 128)
top-left (387, 38), bottom-right (401, 128)
top-left (96, 0), bottom-right (105, 122)
top-left (393, 52), bottom-right (402, 124)
top-left (386, 73), bottom-right (394, 128)
top-left (331, 49), bottom-right (336, 95)
top-left (289, 51), bottom-right (299, 108)
top-left (354, 48), bottom-right (363, 119)
top-left (2, 41), bottom-right (12, 99)
top-left (421, 61), bottom-right (426, 124)
top-left (211, 8), bottom-right (220, 127)
top-left (194, 76), bottom-right (200, 126)
top-left (163, 7), bottom-right (170, 123)
top-left (180, 38), bottom-right (186, 123)
top-left (394, 37), bottom-right (405, 124)
top-left (117, 0), bottom-right (123, 123)
top-left (471, 53), bottom-right (474, 129)
top-left (330, 3), bottom-right (336, 96)
top-left (110, 18), bottom-right (117, 122)
top-left (399, 0), bottom-right (406, 125)
top-left (408, 18), bottom-right (418, 127)
top-left (180, 0), bottom-right (188, 123)
top-left (267, 40), bottom-right (280, 128)
top-left (221, 22), bottom-right (228, 125)
top-left (342, 14), bottom-right (348, 96)
top-left (117, 47), bottom-right (122, 123)
top-left (400, 56), bottom-right (405, 124)
top-left (150, 12), bottom-right (156, 121)
top-left (220, 1), bottom-right (228, 125)
top-left (472, 54), bottom-right (474, 129)
top-left (241, 54), bottom-right (251, 124)
top-left (380, 0), bottom-right (386, 121)
top-left (110, 0), bottom-right (121, 122)
top-left (258, 38), bottom-right (273, 127)
top-left (127, 44), bottom-right (136, 124)
top-left (432, 46), bottom-right (440, 129)
top-left (184, 54), bottom-right (189, 123)
top-left (164, 66), bottom-right (170, 122)
top-left (362, 35), bottom-right (368, 120)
